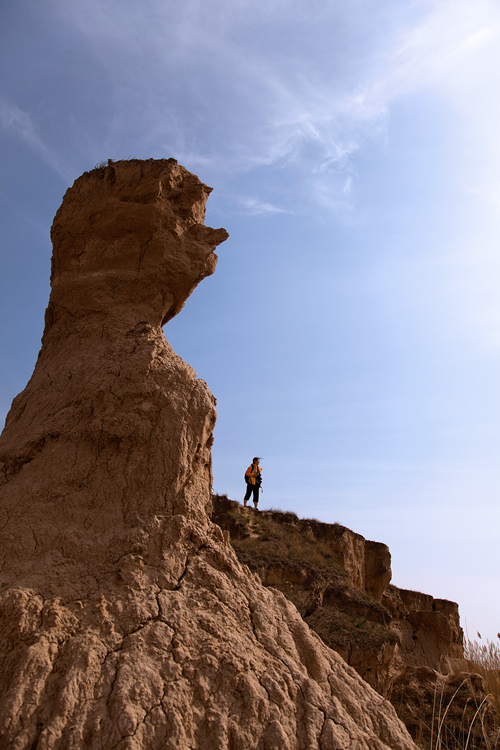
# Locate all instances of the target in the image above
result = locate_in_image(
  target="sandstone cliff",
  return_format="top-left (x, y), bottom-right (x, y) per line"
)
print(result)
top-left (211, 496), bottom-right (497, 748)
top-left (0, 160), bottom-right (417, 749)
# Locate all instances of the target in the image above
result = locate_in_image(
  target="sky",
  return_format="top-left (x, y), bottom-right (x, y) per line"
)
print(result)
top-left (1, 0), bottom-right (499, 643)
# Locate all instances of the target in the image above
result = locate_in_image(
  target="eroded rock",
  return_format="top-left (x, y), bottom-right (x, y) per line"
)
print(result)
top-left (0, 159), bottom-right (417, 749)
top-left (211, 497), bottom-right (480, 748)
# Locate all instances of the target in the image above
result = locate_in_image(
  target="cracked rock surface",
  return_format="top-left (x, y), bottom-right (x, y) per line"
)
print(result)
top-left (0, 159), bottom-right (417, 749)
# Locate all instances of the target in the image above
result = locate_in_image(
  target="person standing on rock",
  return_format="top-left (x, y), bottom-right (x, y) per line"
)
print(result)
top-left (244, 457), bottom-right (262, 509)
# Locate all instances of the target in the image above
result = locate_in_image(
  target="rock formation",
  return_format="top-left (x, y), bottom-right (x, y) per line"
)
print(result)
top-left (211, 498), bottom-right (463, 688)
top-left (0, 159), bottom-right (417, 749)
top-left (211, 497), bottom-right (497, 748)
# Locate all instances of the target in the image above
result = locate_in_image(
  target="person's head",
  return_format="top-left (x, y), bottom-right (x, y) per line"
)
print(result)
top-left (252, 457), bottom-right (260, 464)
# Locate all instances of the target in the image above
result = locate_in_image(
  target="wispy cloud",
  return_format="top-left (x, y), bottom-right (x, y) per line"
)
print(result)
top-left (233, 197), bottom-right (291, 216)
top-left (43, 0), bottom-right (500, 215)
top-left (0, 98), bottom-right (73, 183)
top-left (355, 0), bottom-right (500, 113)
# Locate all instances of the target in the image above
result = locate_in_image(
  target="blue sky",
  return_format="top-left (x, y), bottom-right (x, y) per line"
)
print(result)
top-left (1, 0), bottom-right (499, 641)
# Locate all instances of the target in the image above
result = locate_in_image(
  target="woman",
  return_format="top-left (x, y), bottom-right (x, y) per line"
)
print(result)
top-left (243, 457), bottom-right (262, 509)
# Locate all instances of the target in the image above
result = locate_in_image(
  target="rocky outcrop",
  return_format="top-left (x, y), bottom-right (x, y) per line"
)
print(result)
top-left (211, 497), bottom-right (497, 748)
top-left (0, 158), bottom-right (227, 595)
top-left (212, 497), bottom-right (462, 689)
top-left (284, 514), bottom-right (392, 601)
top-left (383, 587), bottom-right (463, 672)
top-left (0, 160), bottom-right (417, 749)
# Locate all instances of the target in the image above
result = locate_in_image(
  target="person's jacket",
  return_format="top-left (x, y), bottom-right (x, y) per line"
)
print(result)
top-left (245, 464), bottom-right (262, 486)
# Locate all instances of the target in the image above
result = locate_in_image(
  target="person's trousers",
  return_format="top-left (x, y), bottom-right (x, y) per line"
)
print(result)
top-left (244, 483), bottom-right (259, 506)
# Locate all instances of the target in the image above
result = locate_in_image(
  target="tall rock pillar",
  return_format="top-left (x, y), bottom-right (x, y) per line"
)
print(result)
top-left (0, 160), bottom-right (417, 750)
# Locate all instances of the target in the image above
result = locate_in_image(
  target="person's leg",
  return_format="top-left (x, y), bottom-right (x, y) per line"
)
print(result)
top-left (243, 483), bottom-right (252, 506)
top-left (253, 485), bottom-right (260, 509)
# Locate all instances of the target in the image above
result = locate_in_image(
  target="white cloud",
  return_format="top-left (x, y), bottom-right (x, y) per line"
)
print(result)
top-left (234, 197), bottom-right (291, 216)
top-left (0, 98), bottom-right (73, 183)
top-left (358, 0), bottom-right (500, 107)
top-left (43, 0), bottom-right (500, 216)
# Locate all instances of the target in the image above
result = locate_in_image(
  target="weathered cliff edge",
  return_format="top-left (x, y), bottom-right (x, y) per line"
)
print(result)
top-left (212, 499), bottom-right (463, 686)
top-left (0, 160), bottom-right (417, 749)
top-left (212, 497), bottom-right (497, 747)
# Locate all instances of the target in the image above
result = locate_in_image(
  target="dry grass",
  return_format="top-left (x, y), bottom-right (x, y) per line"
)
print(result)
top-left (230, 511), bottom-right (343, 574)
top-left (425, 634), bottom-right (500, 749)
top-left (462, 635), bottom-right (500, 722)
top-left (430, 677), bottom-right (493, 750)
